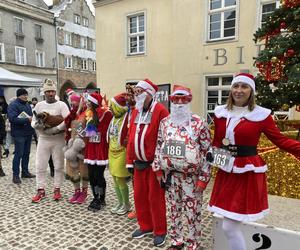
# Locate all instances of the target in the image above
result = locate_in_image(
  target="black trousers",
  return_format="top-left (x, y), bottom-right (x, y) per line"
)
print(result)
top-left (88, 164), bottom-right (106, 200)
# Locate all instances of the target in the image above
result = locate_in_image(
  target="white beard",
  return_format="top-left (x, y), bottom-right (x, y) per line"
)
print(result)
top-left (170, 103), bottom-right (191, 126)
top-left (134, 92), bottom-right (147, 111)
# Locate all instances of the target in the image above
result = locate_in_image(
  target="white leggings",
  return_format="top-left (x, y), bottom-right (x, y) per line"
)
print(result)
top-left (222, 218), bottom-right (247, 250)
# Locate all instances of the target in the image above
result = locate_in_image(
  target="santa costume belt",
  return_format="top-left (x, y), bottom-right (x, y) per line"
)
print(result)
top-left (222, 145), bottom-right (257, 157)
top-left (134, 160), bottom-right (153, 170)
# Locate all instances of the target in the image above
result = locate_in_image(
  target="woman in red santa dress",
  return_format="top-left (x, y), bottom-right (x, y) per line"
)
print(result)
top-left (208, 73), bottom-right (300, 250)
top-left (84, 92), bottom-right (113, 212)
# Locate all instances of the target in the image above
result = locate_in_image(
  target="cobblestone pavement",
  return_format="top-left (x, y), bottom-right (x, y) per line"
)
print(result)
top-left (0, 144), bottom-right (213, 250)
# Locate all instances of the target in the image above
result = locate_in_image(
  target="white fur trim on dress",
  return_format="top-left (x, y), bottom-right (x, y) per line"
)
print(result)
top-left (208, 205), bottom-right (270, 222)
top-left (214, 105), bottom-right (271, 121)
top-left (231, 75), bottom-right (256, 92)
top-left (233, 164), bottom-right (268, 173)
top-left (84, 159), bottom-right (108, 165)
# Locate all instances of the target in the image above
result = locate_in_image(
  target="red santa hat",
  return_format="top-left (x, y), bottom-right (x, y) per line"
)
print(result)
top-left (231, 73), bottom-right (256, 93)
top-left (136, 78), bottom-right (158, 96)
top-left (111, 93), bottom-right (127, 107)
top-left (66, 88), bottom-right (75, 97)
top-left (70, 93), bottom-right (80, 103)
top-left (87, 92), bottom-right (102, 106)
top-left (171, 85), bottom-right (192, 97)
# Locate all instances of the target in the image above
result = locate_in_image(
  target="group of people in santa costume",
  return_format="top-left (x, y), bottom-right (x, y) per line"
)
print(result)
top-left (29, 74), bottom-right (300, 250)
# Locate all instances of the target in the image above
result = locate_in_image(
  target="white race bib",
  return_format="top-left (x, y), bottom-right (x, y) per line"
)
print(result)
top-left (210, 147), bottom-right (234, 173)
top-left (163, 140), bottom-right (186, 159)
top-left (89, 133), bottom-right (101, 143)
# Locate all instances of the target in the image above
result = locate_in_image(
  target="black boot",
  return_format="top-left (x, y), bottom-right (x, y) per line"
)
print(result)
top-left (88, 185), bottom-right (102, 212)
top-left (99, 187), bottom-right (106, 207)
top-left (0, 167), bottom-right (5, 177)
top-left (88, 198), bottom-right (101, 212)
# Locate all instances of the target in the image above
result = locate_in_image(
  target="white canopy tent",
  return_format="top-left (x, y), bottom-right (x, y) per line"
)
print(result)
top-left (0, 67), bottom-right (43, 101)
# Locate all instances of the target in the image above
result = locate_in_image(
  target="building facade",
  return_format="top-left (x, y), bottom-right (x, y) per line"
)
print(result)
top-left (51, 0), bottom-right (97, 99)
top-left (0, 0), bottom-right (57, 83)
top-left (93, 0), bottom-right (282, 121)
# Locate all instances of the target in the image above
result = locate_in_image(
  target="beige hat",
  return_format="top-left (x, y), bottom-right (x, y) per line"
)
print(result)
top-left (43, 79), bottom-right (57, 93)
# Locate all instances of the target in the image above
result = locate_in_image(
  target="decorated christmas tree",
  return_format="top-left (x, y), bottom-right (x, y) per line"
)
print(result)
top-left (254, 0), bottom-right (300, 111)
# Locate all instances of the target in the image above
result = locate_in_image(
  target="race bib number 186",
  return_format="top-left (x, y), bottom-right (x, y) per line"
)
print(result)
top-left (163, 141), bottom-right (185, 159)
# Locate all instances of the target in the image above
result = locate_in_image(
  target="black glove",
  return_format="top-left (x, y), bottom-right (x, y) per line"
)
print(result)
top-left (128, 167), bottom-right (134, 175)
top-left (206, 151), bottom-right (214, 163)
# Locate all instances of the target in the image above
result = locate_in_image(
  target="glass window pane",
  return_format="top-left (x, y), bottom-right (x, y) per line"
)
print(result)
top-left (224, 19), bottom-right (235, 29)
top-left (210, 22), bottom-right (221, 31)
top-left (210, 30), bottom-right (221, 39)
top-left (224, 28), bottom-right (235, 37)
top-left (130, 17), bottom-right (137, 33)
top-left (225, 0), bottom-right (236, 7)
top-left (130, 37), bottom-right (137, 53)
top-left (262, 3), bottom-right (276, 13)
top-left (138, 15), bottom-right (144, 32)
top-left (207, 78), bottom-right (219, 86)
top-left (222, 77), bottom-right (233, 85)
top-left (210, 0), bottom-right (221, 10)
top-left (210, 13), bottom-right (221, 23)
top-left (221, 90), bottom-right (230, 104)
top-left (224, 10), bottom-right (236, 20)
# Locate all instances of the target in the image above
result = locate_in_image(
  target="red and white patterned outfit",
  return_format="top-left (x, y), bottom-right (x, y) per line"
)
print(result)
top-left (84, 107), bottom-right (113, 165)
top-left (208, 105), bottom-right (300, 222)
top-left (153, 114), bottom-right (211, 250)
top-left (126, 101), bottom-right (169, 236)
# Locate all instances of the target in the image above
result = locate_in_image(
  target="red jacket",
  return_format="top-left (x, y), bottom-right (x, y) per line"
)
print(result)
top-left (126, 101), bottom-right (169, 167)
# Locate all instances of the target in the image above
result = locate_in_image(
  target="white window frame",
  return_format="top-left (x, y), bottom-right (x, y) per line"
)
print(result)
top-left (15, 17), bottom-right (23, 34)
top-left (64, 32), bottom-right (72, 46)
top-left (74, 14), bottom-right (81, 25)
top-left (65, 56), bottom-right (72, 69)
top-left (260, 1), bottom-right (280, 28)
top-left (0, 43), bottom-right (5, 62)
top-left (80, 36), bottom-right (87, 49)
top-left (205, 74), bottom-right (233, 124)
top-left (207, 0), bottom-right (237, 42)
top-left (81, 59), bottom-right (88, 70)
top-left (15, 46), bottom-right (26, 65)
top-left (127, 12), bottom-right (146, 55)
top-left (82, 17), bottom-right (89, 27)
top-left (92, 61), bottom-right (96, 71)
top-left (35, 50), bottom-right (45, 67)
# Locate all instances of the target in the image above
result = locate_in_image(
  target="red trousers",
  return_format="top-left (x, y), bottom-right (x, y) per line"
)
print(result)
top-left (134, 167), bottom-right (167, 236)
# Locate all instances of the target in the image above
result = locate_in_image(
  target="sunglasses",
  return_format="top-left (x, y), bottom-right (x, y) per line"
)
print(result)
top-left (133, 87), bottom-right (147, 96)
top-left (169, 95), bottom-right (192, 104)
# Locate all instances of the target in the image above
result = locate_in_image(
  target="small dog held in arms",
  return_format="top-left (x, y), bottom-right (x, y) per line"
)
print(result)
top-left (33, 111), bottom-right (64, 129)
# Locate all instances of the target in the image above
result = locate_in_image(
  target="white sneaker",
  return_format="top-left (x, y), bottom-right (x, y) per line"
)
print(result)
top-left (110, 203), bottom-right (123, 214)
top-left (116, 204), bottom-right (131, 215)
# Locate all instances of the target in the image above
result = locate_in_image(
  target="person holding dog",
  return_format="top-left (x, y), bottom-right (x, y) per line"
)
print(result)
top-left (31, 79), bottom-right (69, 203)
top-left (64, 91), bottom-right (89, 204)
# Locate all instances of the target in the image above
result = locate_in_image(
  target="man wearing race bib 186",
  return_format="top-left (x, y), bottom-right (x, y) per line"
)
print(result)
top-left (153, 85), bottom-right (211, 250)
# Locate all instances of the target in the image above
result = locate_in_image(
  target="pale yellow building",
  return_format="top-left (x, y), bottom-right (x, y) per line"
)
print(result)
top-left (93, 0), bottom-right (280, 122)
